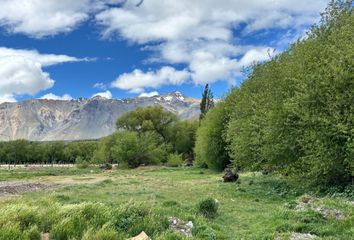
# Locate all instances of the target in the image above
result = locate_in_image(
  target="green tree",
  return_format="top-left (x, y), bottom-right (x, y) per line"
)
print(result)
top-left (111, 131), bottom-right (166, 168)
top-left (195, 101), bottom-right (231, 171)
top-left (200, 84), bottom-right (214, 121)
top-left (168, 120), bottom-right (198, 157)
top-left (116, 106), bottom-right (177, 143)
top-left (226, 0), bottom-right (353, 188)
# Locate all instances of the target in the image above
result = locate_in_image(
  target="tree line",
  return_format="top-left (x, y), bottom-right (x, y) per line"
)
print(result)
top-left (0, 107), bottom-right (198, 167)
top-left (195, 0), bottom-right (353, 189)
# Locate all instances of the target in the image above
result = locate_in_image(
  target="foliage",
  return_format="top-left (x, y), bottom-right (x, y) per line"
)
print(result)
top-left (116, 106), bottom-right (177, 143)
top-left (195, 101), bottom-right (231, 170)
top-left (168, 120), bottom-right (198, 156)
top-left (0, 140), bottom-right (98, 164)
top-left (200, 84), bottom-right (214, 121)
top-left (226, 1), bottom-right (354, 188)
top-left (76, 156), bottom-right (90, 169)
top-left (166, 153), bottom-right (184, 167)
top-left (111, 131), bottom-right (166, 168)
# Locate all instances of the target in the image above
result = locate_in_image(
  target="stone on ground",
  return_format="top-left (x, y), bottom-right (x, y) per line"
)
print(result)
top-left (222, 168), bottom-right (239, 182)
top-left (130, 231), bottom-right (150, 240)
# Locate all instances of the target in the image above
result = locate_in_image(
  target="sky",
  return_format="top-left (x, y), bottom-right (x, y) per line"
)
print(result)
top-left (0, 0), bottom-right (330, 103)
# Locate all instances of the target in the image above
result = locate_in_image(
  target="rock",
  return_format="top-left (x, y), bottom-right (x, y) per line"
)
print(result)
top-left (222, 168), bottom-right (238, 182)
top-left (168, 217), bottom-right (193, 237)
top-left (315, 207), bottom-right (345, 220)
top-left (183, 152), bottom-right (194, 167)
top-left (99, 164), bottom-right (112, 170)
top-left (295, 195), bottom-right (345, 220)
top-left (41, 233), bottom-right (49, 240)
top-left (130, 231), bottom-right (150, 240)
top-left (290, 232), bottom-right (317, 240)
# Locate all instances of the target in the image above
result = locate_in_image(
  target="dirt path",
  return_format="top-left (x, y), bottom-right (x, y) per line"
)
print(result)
top-left (0, 174), bottom-right (110, 197)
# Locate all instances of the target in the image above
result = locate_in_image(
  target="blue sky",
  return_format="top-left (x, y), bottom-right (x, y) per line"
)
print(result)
top-left (0, 0), bottom-right (329, 102)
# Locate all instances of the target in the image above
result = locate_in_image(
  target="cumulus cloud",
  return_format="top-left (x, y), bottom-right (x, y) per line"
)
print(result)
top-left (40, 93), bottom-right (73, 101)
top-left (112, 47), bottom-right (272, 92)
top-left (104, 0), bottom-right (326, 93)
top-left (96, 0), bottom-right (327, 43)
top-left (0, 56), bottom-right (54, 97)
top-left (111, 67), bottom-right (190, 93)
top-left (0, 1), bottom-right (328, 94)
top-left (139, 91), bottom-right (159, 98)
top-left (92, 90), bottom-right (113, 99)
top-left (0, 47), bottom-right (88, 102)
top-left (0, 0), bottom-right (126, 38)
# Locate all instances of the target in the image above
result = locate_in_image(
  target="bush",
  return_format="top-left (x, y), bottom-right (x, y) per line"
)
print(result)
top-left (198, 198), bottom-right (219, 218)
top-left (112, 131), bottom-right (167, 168)
top-left (195, 102), bottom-right (231, 171)
top-left (76, 156), bottom-right (90, 169)
top-left (166, 154), bottom-right (183, 167)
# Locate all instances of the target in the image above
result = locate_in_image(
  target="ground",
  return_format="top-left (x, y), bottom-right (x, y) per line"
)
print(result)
top-left (0, 166), bottom-right (353, 239)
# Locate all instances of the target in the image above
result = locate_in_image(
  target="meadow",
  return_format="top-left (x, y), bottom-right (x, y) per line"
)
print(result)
top-left (0, 166), bottom-right (352, 239)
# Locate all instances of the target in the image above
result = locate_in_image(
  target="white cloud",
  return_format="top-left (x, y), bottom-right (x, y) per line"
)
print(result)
top-left (92, 90), bottom-right (113, 99)
top-left (0, 47), bottom-right (90, 66)
top-left (0, 56), bottom-right (54, 98)
top-left (0, 0), bottom-right (115, 37)
top-left (111, 67), bottom-right (190, 93)
top-left (0, 94), bottom-right (17, 104)
top-left (0, 47), bottom-right (88, 102)
top-left (111, 47), bottom-right (272, 92)
top-left (93, 82), bottom-right (108, 90)
top-left (103, 0), bottom-right (326, 93)
top-left (96, 0), bottom-right (327, 43)
top-left (0, 1), bottom-right (328, 94)
top-left (139, 91), bottom-right (159, 98)
top-left (40, 93), bottom-right (73, 101)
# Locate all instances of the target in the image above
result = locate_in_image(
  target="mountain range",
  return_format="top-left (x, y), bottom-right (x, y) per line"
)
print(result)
top-left (0, 92), bottom-right (200, 141)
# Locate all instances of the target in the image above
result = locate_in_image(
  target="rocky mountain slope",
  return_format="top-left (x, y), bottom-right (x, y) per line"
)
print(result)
top-left (0, 92), bottom-right (200, 141)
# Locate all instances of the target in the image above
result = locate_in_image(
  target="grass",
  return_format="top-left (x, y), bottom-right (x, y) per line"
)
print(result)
top-left (0, 166), bottom-right (353, 239)
top-left (0, 167), bottom-right (103, 181)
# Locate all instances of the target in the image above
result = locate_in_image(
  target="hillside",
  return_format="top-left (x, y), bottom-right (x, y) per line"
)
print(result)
top-left (0, 92), bottom-right (200, 141)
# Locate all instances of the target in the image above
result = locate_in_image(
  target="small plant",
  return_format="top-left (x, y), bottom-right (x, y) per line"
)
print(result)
top-left (198, 198), bottom-right (219, 218)
top-left (166, 154), bottom-right (183, 167)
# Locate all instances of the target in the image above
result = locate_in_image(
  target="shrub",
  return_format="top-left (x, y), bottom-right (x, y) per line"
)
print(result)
top-left (195, 102), bottom-right (231, 171)
top-left (112, 131), bottom-right (167, 168)
top-left (76, 156), bottom-right (90, 169)
top-left (166, 153), bottom-right (183, 167)
top-left (198, 198), bottom-right (219, 218)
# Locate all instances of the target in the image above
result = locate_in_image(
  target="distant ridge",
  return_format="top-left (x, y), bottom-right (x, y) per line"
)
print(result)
top-left (0, 92), bottom-right (200, 141)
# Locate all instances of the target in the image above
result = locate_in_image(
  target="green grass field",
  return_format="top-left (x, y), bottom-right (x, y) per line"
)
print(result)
top-left (0, 167), bottom-right (353, 239)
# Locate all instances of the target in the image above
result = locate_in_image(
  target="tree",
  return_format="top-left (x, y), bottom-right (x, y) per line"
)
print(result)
top-left (195, 101), bottom-right (231, 171)
top-left (226, 0), bottom-right (353, 188)
top-left (199, 84), bottom-right (214, 121)
top-left (116, 106), bottom-right (177, 143)
top-left (111, 131), bottom-right (166, 168)
top-left (168, 120), bottom-right (198, 158)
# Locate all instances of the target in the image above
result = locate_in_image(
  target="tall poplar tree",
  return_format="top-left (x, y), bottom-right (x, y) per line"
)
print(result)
top-left (200, 84), bottom-right (214, 121)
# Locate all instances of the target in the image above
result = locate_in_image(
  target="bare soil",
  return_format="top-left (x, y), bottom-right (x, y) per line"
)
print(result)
top-left (0, 182), bottom-right (56, 196)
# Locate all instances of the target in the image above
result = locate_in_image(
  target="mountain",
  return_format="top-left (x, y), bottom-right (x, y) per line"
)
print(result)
top-left (0, 92), bottom-right (200, 141)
